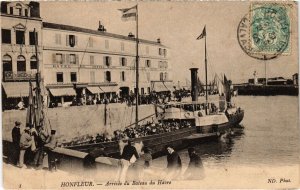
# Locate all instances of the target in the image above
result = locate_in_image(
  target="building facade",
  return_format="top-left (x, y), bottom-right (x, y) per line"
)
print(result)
top-left (1, 1), bottom-right (172, 108)
top-left (42, 22), bottom-right (171, 105)
top-left (1, 1), bottom-right (43, 109)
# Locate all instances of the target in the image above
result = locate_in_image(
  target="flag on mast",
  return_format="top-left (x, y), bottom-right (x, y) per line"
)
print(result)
top-left (119, 5), bottom-right (137, 21)
top-left (196, 26), bottom-right (206, 40)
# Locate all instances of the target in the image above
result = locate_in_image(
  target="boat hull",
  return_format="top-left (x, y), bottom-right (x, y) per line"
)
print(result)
top-left (65, 110), bottom-right (244, 159)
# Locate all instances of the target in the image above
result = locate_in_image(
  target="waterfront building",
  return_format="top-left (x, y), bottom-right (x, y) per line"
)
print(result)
top-left (1, 1), bottom-right (172, 109)
top-left (42, 22), bottom-right (171, 105)
top-left (1, 1), bottom-right (43, 110)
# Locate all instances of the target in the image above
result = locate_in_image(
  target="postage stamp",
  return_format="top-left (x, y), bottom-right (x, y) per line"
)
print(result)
top-left (237, 3), bottom-right (292, 60)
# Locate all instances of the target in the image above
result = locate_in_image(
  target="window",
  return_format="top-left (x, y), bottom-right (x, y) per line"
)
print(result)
top-left (120, 57), bottom-right (127, 66)
top-left (146, 46), bottom-right (149, 54)
top-left (105, 40), bottom-right (109, 49)
top-left (159, 48), bottom-right (162, 55)
top-left (24, 9), bottom-right (28, 17)
top-left (71, 72), bottom-right (77, 82)
top-left (121, 71), bottom-right (126, 81)
top-left (141, 88), bottom-right (144, 95)
top-left (160, 72), bottom-right (164, 81)
top-left (165, 61), bottom-right (168, 68)
top-left (90, 55), bottom-right (94, 65)
top-left (16, 30), bottom-right (25, 45)
top-left (105, 71), bottom-right (111, 82)
top-left (121, 42), bottom-right (124, 51)
top-left (2, 55), bottom-right (12, 73)
top-left (70, 54), bottom-right (76, 64)
top-left (158, 61), bottom-right (162, 68)
top-left (147, 87), bottom-right (151, 94)
top-left (9, 7), bottom-right (13, 15)
top-left (2, 29), bottom-right (11, 44)
top-left (90, 71), bottom-right (95, 83)
top-left (146, 60), bottom-right (151, 68)
top-left (68, 35), bottom-right (76, 47)
top-left (146, 72), bottom-right (150, 82)
top-left (16, 4), bottom-right (22, 16)
top-left (55, 53), bottom-right (63, 64)
top-left (163, 49), bottom-right (167, 57)
top-left (29, 31), bottom-right (38, 45)
top-left (164, 72), bottom-right (168, 80)
top-left (55, 34), bottom-right (61, 45)
top-left (56, 72), bottom-right (63, 83)
top-left (104, 56), bottom-right (111, 67)
top-left (88, 37), bottom-right (93, 47)
top-left (17, 55), bottom-right (26, 72)
top-left (30, 56), bottom-right (37, 70)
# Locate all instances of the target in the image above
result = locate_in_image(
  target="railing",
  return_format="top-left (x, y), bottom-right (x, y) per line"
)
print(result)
top-left (3, 71), bottom-right (37, 81)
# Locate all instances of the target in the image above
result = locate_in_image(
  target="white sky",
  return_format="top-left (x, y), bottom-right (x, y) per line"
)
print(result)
top-left (40, 1), bottom-right (298, 84)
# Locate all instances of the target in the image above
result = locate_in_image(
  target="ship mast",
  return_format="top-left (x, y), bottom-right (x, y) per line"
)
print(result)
top-left (204, 28), bottom-right (208, 115)
top-left (135, 5), bottom-right (139, 128)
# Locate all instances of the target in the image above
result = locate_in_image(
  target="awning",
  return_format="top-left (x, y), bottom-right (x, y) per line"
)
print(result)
top-left (2, 82), bottom-right (46, 98)
top-left (86, 86), bottom-right (102, 94)
top-left (99, 86), bottom-right (119, 93)
top-left (49, 87), bottom-right (76, 97)
top-left (152, 82), bottom-right (174, 92)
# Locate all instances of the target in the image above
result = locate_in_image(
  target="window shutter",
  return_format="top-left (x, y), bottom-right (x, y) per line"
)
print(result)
top-left (66, 35), bottom-right (68, 46)
top-left (103, 56), bottom-right (106, 66)
top-left (109, 57), bottom-right (112, 66)
top-left (66, 54), bottom-right (70, 64)
top-left (125, 58), bottom-right (127, 66)
top-left (120, 71), bottom-right (122, 81)
top-left (61, 54), bottom-right (65, 64)
top-left (104, 71), bottom-right (106, 82)
top-left (75, 36), bottom-right (78, 46)
top-left (119, 57), bottom-right (122, 66)
top-left (52, 54), bottom-right (56, 64)
top-left (75, 54), bottom-right (79, 65)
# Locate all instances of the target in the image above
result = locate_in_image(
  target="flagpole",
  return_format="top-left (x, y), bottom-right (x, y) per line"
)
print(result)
top-left (135, 4), bottom-right (139, 128)
top-left (204, 27), bottom-right (208, 115)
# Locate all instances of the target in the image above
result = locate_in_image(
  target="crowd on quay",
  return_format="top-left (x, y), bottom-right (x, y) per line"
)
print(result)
top-left (10, 121), bottom-right (58, 171)
top-left (4, 88), bottom-right (192, 111)
top-left (61, 120), bottom-right (193, 147)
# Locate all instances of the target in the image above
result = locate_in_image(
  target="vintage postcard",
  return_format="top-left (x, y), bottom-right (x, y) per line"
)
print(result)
top-left (1, 1), bottom-right (299, 189)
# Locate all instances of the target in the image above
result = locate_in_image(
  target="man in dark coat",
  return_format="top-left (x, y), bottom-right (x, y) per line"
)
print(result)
top-left (117, 140), bottom-right (140, 182)
top-left (166, 145), bottom-right (182, 179)
top-left (184, 147), bottom-right (205, 180)
top-left (11, 121), bottom-right (21, 165)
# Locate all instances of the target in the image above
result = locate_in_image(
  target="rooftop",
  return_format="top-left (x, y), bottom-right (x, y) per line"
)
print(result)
top-left (43, 22), bottom-right (165, 47)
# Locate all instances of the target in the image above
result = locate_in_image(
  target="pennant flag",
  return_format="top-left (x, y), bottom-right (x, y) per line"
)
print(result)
top-left (196, 26), bottom-right (206, 40)
top-left (119, 5), bottom-right (137, 21)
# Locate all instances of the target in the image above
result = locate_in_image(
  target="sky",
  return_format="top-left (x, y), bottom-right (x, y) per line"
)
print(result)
top-left (40, 1), bottom-right (298, 84)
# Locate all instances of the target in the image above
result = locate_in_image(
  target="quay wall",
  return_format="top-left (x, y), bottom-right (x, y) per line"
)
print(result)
top-left (2, 104), bottom-right (156, 141)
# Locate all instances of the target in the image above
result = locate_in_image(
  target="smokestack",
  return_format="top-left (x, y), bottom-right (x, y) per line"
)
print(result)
top-left (190, 68), bottom-right (198, 101)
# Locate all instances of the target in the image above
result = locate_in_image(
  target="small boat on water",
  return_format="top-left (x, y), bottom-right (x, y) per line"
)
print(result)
top-left (62, 26), bottom-right (244, 158)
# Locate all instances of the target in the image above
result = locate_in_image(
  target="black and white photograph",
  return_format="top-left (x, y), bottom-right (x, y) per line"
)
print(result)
top-left (1, 1), bottom-right (299, 189)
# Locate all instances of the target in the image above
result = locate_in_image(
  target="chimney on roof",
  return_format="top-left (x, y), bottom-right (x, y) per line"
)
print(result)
top-left (128, 32), bottom-right (135, 38)
top-left (98, 21), bottom-right (106, 32)
top-left (157, 38), bottom-right (161, 43)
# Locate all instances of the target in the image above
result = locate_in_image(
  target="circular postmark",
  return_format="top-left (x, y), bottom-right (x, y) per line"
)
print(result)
top-left (237, 4), bottom-right (290, 60)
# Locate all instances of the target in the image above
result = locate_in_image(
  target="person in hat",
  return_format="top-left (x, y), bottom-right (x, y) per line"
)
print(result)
top-left (165, 145), bottom-right (182, 180)
top-left (19, 126), bottom-right (32, 168)
top-left (44, 129), bottom-right (58, 171)
top-left (117, 139), bottom-right (139, 182)
top-left (11, 121), bottom-right (21, 165)
top-left (184, 147), bottom-right (205, 180)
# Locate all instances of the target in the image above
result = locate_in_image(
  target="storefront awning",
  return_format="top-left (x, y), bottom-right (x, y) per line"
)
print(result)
top-left (49, 87), bottom-right (76, 97)
top-left (152, 82), bottom-right (174, 92)
top-left (99, 86), bottom-right (119, 93)
top-left (2, 82), bottom-right (46, 98)
top-left (86, 86), bottom-right (102, 94)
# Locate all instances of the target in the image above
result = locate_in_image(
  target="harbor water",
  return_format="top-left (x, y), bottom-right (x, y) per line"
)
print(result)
top-left (153, 95), bottom-right (299, 168)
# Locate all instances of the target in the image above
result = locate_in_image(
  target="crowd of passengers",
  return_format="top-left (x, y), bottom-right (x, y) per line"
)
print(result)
top-left (60, 120), bottom-right (193, 147)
